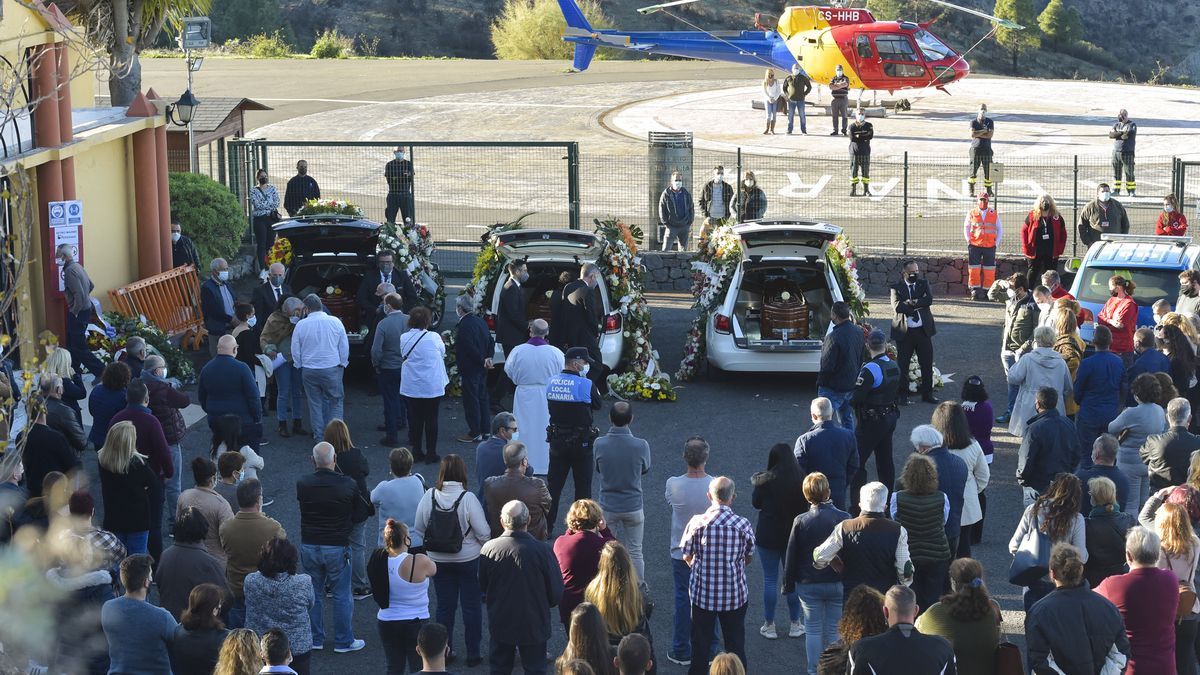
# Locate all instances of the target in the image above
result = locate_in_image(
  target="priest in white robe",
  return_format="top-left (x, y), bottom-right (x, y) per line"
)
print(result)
top-left (504, 318), bottom-right (564, 474)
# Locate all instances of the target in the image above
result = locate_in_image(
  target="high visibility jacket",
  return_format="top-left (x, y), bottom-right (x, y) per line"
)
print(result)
top-left (965, 208), bottom-right (1000, 247)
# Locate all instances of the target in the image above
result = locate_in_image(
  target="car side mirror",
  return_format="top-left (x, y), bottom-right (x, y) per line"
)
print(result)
top-left (1065, 258), bottom-right (1082, 273)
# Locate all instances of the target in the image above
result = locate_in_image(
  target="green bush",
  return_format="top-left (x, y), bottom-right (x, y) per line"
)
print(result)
top-left (311, 28), bottom-right (354, 58)
top-left (491, 0), bottom-right (611, 60)
top-left (246, 31), bottom-right (293, 58)
top-left (168, 172), bottom-right (246, 268)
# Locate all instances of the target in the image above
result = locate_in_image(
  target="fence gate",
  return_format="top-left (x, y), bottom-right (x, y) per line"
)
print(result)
top-left (1175, 158), bottom-right (1200, 222)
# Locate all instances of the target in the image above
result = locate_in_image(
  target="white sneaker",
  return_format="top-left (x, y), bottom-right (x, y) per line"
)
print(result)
top-left (759, 621), bottom-right (777, 639)
top-left (789, 620), bottom-right (805, 637)
top-left (334, 639), bottom-right (365, 653)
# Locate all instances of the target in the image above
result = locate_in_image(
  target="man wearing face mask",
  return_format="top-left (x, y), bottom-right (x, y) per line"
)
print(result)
top-left (658, 171), bottom-right (694, 252)
top-left (358, 250), bottom-right (418, 327)
top-left (968, 104), bottom-right (994, 196)
top-left (964, 191), bottom-right (1001, 301)
top-left (890, 261), bottom-right (938, 405)
top-left (283, 160), bottom-right (321, 217)
top-left (989, 274), bottom-right (1038, 425)
top-left (699, 165), bottom-right (734, 234)
top-left (848, 109), bottom-right (874, 197)
top-left (252, 263), bottom-right (293, 339)
top-left (1078, 183), bottom-right (1130, 248)
top-left (545, 347), bottom-right (603, 530)
top-left (1108, 110), bottom-right (1137, 197)
top-left (829, 66), bottom-right (850, 135)
top-left (736, 170), bottom-right (767, 221)
top-left (1176, 271), bottom-right (1200, 318)
top-left (495, 260), bottom-right (530, 409)
top-left (200, 258), bottom-right (237, 359)
top-left (169, 219), bottom-right (200, 270)
top-left (56, 244), bottom-right (106, 378)
top-left (784, 62), bottom-right (812, 135)
top-left (249, 169), bottom-right (280, 273)
top-left (384, 146), bottom-right (415, 224)
top-left (1020, 194), bottom-right (1067, 290)
top-left (561, 263), bottom-right (607, 394)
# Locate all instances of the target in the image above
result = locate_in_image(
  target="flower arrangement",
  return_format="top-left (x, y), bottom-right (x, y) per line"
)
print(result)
top-left (441, 329), bottom-right (462, 398)
top-left (827, 233), bottom-right (870, 318)
top-left (265, 236), bottom-right (293, 267)
top-left (295, 198), bottom-right (362, 217)
top-left (379, 219), bottom-right (445, 323)
top-left (883, 342), bottom-right (953, 391)
top-left (86, 312), bottom-right (197, 383)
top-left (462, 215), bottom-right (530, 305)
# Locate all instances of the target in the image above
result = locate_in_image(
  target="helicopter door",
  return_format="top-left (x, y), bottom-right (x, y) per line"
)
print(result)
top-left (872, 35), bottom-right (927, 79)
top-left (851, 34), bottom-right (874, 76)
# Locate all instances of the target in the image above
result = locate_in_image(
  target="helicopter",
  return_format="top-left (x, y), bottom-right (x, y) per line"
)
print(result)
top-left (557, 0), bottom-right (1023, 96)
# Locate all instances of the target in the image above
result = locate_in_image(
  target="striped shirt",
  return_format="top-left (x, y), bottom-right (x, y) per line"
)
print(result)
top-left (681, 504), bottom-right (755, 611)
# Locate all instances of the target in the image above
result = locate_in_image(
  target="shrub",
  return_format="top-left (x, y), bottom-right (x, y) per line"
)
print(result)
top-left (246, 31), bottom-right (293, 58)
top-left (310, 28), bottom-right (354, 59)
top-left (491, 0), bottom-right (611, 60)
top-left (168, 172), bottom-right (246, 268)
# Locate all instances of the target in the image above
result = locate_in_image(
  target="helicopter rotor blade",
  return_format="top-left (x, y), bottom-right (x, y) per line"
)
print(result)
top-left (924, 0), bottom-right (1025, 29)
top-left (637, 0), bottom-right (701, 15)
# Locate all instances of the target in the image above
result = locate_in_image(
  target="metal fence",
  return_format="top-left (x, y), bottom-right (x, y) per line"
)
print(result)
top-left (221, 140), bottom-right (1198, 272)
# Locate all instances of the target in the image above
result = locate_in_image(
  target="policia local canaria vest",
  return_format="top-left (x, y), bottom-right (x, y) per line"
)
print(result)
top-left (856, 355), bottom-right (901, 411)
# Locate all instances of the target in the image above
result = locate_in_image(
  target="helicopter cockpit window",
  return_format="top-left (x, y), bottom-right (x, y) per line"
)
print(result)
top-left (912, 29), bottom-right (954, 61)
top-left (873, 35), bottom-right (918, 63)
top-left (855, 35), bottom-right (873, 59)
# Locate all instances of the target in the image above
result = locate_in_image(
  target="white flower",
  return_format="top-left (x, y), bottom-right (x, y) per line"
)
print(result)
top-left (780, 291), bottom-right (792, 301)
top-left (545, 291), bottom-right (553, 298)
top-left (623, 331), bottom-right (631, 338)
top-left (651, 382), bottom-right (662, 390)
top-left (325, 286), bottom-right (335, 295)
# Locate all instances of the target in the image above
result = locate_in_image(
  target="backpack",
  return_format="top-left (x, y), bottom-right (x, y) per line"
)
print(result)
top-left (423, 489), bottom-right (470, 554)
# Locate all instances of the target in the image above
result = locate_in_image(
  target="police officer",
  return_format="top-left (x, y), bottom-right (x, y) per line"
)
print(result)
top-left (1109, 109), bottom-right (1137, 196)
top-left (848, 329), bottom-right (901, 516)
top-left (849, 109), bottom-right (873, 197)
top-left (545, 346), bottom-right (603, 530)
top-left (969, 104), bottom-right (994, 195)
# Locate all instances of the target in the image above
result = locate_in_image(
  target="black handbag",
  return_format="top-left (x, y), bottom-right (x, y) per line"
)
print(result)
top-left (1008, 526), bottom-right (1051, 587)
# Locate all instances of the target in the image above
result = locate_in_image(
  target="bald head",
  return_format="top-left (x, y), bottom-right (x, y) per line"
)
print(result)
top-left (500, 500), bottom-right (530, 531)
top-left (217, 335), bottom-right (238, 356)
top-left (529, 318), bottom-right (549, 338)
top-left (312, 442), bottom-right (336, 468)
top-left (709, 476), bottom-right (735, 504)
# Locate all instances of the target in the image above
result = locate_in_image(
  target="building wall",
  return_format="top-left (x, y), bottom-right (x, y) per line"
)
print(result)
top-left (72, 136), bottom-right (136, 301)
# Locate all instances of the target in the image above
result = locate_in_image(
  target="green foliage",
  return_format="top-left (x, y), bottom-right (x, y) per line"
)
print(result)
top-left (229, 31), bottom-right (294, 58)
top-left (167, 172), bottom-right (246, 269)
top-left (994, 0), bottom-right (1041, 73)
top-left (865, 0), bottom-right (936, 21)
top-left (1038, 0), bottom-right (1082, 50)
top-left (491, 0), bottom-right (612, 60)
top-left (209, 0), bottom-right (284, 42)
top-left (311, 28), bottom-right (355, 59)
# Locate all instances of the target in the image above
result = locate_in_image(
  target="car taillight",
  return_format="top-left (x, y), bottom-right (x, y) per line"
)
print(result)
top-left (714, 314), bottom-right (731, 334)
top-left (604, 313), bottom-right (621, 333)
top-left (485, 314), bottom-right (496, 331)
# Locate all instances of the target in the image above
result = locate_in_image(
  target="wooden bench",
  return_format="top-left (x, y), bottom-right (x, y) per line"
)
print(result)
top-left (108, 265), bottom-right (206, 350)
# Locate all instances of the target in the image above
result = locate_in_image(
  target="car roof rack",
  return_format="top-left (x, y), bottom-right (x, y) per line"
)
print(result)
top-left (1099, 233), bottom-right (1190, 247)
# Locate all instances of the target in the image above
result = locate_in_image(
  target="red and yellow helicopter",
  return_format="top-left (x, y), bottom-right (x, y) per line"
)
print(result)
top-left (558, 0), bottom-right (1023, 95)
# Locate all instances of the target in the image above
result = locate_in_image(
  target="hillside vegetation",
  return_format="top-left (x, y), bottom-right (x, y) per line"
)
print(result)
top-left (207, 0), bottom-right (1199, 83)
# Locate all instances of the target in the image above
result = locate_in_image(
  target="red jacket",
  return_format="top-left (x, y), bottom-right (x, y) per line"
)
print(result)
top-left (1021, 212), bottom-right (1068, 259)
top-left (1098, 295), bottom-right (1138, 353)
top-left (1157, 211), bottom-right (1188, 237)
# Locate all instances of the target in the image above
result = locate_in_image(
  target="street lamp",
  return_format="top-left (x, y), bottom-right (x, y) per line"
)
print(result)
top-left (166, 89), bottom-right (200, 127)
top-left (175, 17), bottom-right (210, 173)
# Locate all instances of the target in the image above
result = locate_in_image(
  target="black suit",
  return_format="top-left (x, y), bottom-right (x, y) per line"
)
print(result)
top-left (251, 282), bottom-right (292, 336)
top-left (496, 279), bottom-right (528, 355)
top-left (561, 280), bottom-right (607, 394)
top-left (890, 278), bottom-right (937, 397)
top-left (1142, 425), bottom-right (1200, 491)
top-left (357, 269), bottom-right (419, 326)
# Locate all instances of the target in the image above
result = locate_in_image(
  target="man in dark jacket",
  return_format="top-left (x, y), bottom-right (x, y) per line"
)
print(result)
top-left (783, 63), bottom-right (812, 135)
top-left (40, 375), bottom-right (88, 454)
top-left (793, 398), bottom-right (859, 511)
top-left (283, 160), bottom-right (320, 217)
top-left (483, 442), bottom-right (551, 540)
top-left (1126, 328), bottom-right (1170, 407)
top-left (119, 336), bottom-right (147, 380)
top-left (296, 442), bottom-right (363, 653)
top-left (493, 260), bottom-right (528, 411)
top-left (455, 294), bottom-right (495, 443)
top-left (252, 263), bottom-right (293, 337)
top-left (1142, 398), bottom-right (1200, 491)
top-left (991, 273), bottom-right (1038, 424)
top-left (698, 166), bottom-right (733, 238)
top-left (890, 261), bottom-right (937, 405)
top-left (20, 401), bottom-right (79, 500)
top-left (200, 258), bottom-right (235, 358)
top-left (848, 586), bottom-right (956, 674)
top-left (479, 500), bottom-right (563, 674)
top-left (559, 264), bottom-right (606, 394)
top-left (1017, 388), bottom-right (1081, 505)
top-left (1078, 183), bottom-right (1130, 248)
top-left (818, 301), bottom-right (863, 434)
top-left (170, 219), bottom-right (200, 270)
top-left (197, 336), bottom-right (262, 448)
top-left (358, 250), bottom-right (418, 323)
top-left (658, 171), bottom-right (694, 252)
top-left (911, 424), bottom-right (968, 553)
top-left (1076, 434), bottom-right (1130, 514)
top-left (782, 473), bottom-right (850, 603)
top-left (57, 244), bottom-right (106, 378)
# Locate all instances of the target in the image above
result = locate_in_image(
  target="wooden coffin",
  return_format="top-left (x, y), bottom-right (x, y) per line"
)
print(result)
top-left (761, 279), bottom-right (809, 340)
top-left (323, 295), bottom-right (360, 334)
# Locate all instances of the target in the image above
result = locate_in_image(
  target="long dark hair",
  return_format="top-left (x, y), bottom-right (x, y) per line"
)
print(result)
top-left (961, 375), bottom-right (988, 403)
top-left (181, 583), bottom-right (226, 631)
top-left (1163, 325), bottom-right (1197, 371)
top-left (940, 558), bottom-right (994, 622)
top-left (932, 401), bottom-right (974, 450)
top-left (754, 442), bottom-right (807, 517)
top-left (557, 602), bottom-right (617, 675)
top-left (1035, 474), bottom-right (1082, 542)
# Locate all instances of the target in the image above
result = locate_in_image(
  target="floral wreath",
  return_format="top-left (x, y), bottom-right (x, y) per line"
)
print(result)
top-left (379, 219), bottom-right (445, 331)
top-left (676, 226), bottom-right (871, 382)
top-left (86, 312), bottom-right (196, 383)
top-left (295, 198), bottom-right (363, 217)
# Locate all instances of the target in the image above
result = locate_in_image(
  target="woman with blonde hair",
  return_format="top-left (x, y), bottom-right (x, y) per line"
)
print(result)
top-left (1141, 452), bottom-right (1200, 530)
top-left (44, 345), bottom-right (85, 417)
top-left (1083, 476), bottom-right (1136, 589)
top-left (1155, 501), bottom-right (1200, 674)
top-left (708, 653), bottom-right (745, 675)
top-left (1021, 194), bottom-right (1067, 290)
top-left (96, 421), bottom-right (158, 555)
top-left (1163, 312), bottom-right (1200, 354)
top-left (762, 69), bottom-right (782, 135)
top-left (324, 419), bottom-right (374, 598)
top-left (1052, 302), bottom-right (1085, 416)
top-left (213, 628), bottom-right (262, 675)
top-left (585, 541), bottom-right (655, 673)
top-left (556, 602), bottom-right (616, 675)
top-left (554, 499), bottom-right (616, 627)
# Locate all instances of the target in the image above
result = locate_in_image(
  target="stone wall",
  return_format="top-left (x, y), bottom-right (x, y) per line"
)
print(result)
top-left (640, 250), bottom-right (1027, 297)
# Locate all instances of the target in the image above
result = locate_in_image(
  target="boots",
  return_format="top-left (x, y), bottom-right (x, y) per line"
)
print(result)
top-left (292, 420), bottom-right (307, 436)
top-left (863, 185), bottom-right (872, 196)
top-left (764, 122), bottom-right (770, 135)
top-left (768, 120), bottom-right (777, 134)
top-left (850, 185), bottom-right (859, 196)
top-left (277, 421), bottom-right (291, 438)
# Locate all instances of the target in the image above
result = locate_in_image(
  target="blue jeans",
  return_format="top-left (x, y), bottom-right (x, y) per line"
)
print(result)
top-left (300, 544), bottom-right (354, 649)
top-left (817, 387), bottom-right (856, 436)
top-left (114, 531), bottom-right (149, 555)
top-left (431, 558), bottom-right (482, 659)
top-left (1076, 418), bottom-right (1108, 471)
top-left (787, 99), bottom-right (807, 133)
top-left (1001, 351), bottom-right (1019, 415)
top-left (796, 582), bottom-right (842, 675)
top-left (275, 362), bottom-right (305, 423)
top-left (227, 597), bottom-right (245, 629)
top-left (460, 370), bottom-right (489, 437)
top-left (301, 366), bottom-right (344, 440)
top-left (758, 546), bottom-right (800, 625)
top-left (165, 444), bottom-right (182, 527)
top-left (378, 368), bottom-right (407, 439)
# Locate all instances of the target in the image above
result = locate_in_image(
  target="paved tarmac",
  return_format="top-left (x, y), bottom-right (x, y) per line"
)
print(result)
top-left (80, 283), bottom-right (1026, 674)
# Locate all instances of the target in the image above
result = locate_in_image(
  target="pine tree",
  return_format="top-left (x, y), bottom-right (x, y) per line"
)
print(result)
top-left (994, 0), bottom-right (1041, 74)
top-left (1037, 0), bottom-right (1081, 50)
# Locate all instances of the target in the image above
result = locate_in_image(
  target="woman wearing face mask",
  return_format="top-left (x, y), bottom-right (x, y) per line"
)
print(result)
top-left (737, 171), bottom-right (767, 221)
top-left (249, 169), bottom-right (281, 272)
top-left (260, 296), bottom-right (307, 438)
top-left (762, 69), bottom-right (783, 135)
top-left (1098, 275), bottom-right (1138, 360)
top-left (1021, 194), bottom-right (1067, 290)
top-left (231, 303), bottom-right (268, 411)
top-left (1157, 194), bottom-right (1189, 237)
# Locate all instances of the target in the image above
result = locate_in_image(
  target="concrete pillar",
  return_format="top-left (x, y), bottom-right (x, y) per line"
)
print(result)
top-left (55, 43), bottom-right (77, 202)
top-left (132, 128), bottom-right (163, 278)
top-left (155, 124), bottom-right (172, 270)
top-left (32, 44), bottom-right (67, 341)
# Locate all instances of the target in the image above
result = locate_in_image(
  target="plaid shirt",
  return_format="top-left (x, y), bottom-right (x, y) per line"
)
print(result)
top-left (681, 504), bottom-right (755, 611)
top-left (63, 525), bottom-right (127, 574)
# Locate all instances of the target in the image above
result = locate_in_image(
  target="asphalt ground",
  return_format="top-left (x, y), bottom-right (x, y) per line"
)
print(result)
top-left (78, 285), bottom-right (1023, 674)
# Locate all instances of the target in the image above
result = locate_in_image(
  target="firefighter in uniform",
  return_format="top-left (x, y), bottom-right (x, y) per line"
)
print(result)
top-left (849, 329), bottom-right (901, 516)
top-left (849, 109), bottom-right (874, 197)
top-left (1109, 109), bottom-right (1137, 196)
top-left (964, 191), bottom-right (1001, 301)
top-left (545, 346), bottom-right (603, 531)
top-left (968, 104), bottom-right (994, 195)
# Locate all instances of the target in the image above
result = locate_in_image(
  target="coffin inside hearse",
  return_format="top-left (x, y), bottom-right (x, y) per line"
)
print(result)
top-left (733, 263), bottom-right (833, 344)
